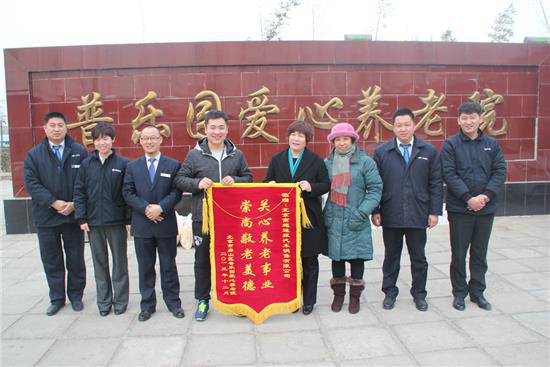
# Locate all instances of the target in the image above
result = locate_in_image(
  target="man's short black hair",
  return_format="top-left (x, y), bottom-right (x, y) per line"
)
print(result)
top-left (44, 112), bottom-right (67, 124)
top-left (91, 123), bottom-right (116, 141)
top-left (204, 110), bottom-right (228, 125)
top-left (458, 101), bottom-right (483, 115)
top-left (141, 124), bottom-right (162, 135)
top-left (392, 108), bottom-right (415, 123)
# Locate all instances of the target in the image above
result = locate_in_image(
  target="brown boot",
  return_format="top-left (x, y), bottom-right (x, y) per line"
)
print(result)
top-left (348, 278), bottom-right (365, 314)
top-left (330, 277), bottom-right (347, 312)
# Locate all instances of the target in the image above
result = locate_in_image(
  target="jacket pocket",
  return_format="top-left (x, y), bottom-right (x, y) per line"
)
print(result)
top-left (348, 207), bottom-right (368, 231)
top-left (323, 204), bottom-right (333, 228)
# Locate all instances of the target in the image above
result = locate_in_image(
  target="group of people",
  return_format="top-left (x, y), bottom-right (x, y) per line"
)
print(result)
top-left (23, 101), bottom-right (506, 322)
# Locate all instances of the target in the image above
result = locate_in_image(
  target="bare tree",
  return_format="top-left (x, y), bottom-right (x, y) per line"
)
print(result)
top-left (441, 28), bottom-right (456, 42)
top-left (488, 2), bottom-right (516, 42)
top-left (538, 0), bottom-right (550, 34)
top-left (374, 0), bottom-right (392, 40)
top-left (264, 0), bottom-right (302, 40)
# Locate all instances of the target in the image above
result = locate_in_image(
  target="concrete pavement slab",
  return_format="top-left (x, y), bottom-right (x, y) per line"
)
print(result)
top-left (371, 300), bottom-right (444, 325)
top-left (485, 341), bottom-right (549, 366)
top-left (512, 311), bottom-right (549, 338)
top-left (128, 310), bottom-right (191, 337)
top-left (340, 354), bottom-right (416, 366)
top-left (501, 272), bottom-right (549, 291)
top-left (414, 347), bottom-right (498, 366)
top-left (191, 309), bottom-right (254, 334)
top-left (316, 304), bottom-right (379, 329)
top-left (486, 290), bottom-right (550, 313)
top-left (2, 314), bottom-right (77, 339)
top-left (61, 312), bottom-right (135, 338)
top-left (183, 333), bottom-right (255, 365)
top-left (255, 311), bottom-right (319, 333)
top-left (110, 336), bottom-right (186, 367)
top-left (327, 326), bottom-right (403, 361)
top-left (1, 338), bottom-right (55, 366)
top-left (258, 330), bottom-right (329, 363)
top-left (455, 315), bottom-right (542, 347)
top-left (393, 321), bottom-right (474, 352)
top-left (517, 256), bottom-right (550, 272)
top-left (37, 337), bottom-right (121, 366)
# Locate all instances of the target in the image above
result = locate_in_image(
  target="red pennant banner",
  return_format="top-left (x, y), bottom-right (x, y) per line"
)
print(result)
top-left (207, 183), bottom-right (303, 324)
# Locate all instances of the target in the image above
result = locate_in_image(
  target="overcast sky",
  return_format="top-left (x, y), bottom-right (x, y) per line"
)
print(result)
top-left (1, 0), bottom-right (549, 119)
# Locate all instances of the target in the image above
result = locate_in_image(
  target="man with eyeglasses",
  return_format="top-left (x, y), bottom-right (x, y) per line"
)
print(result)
top-left (123, 124), bottom-right (184, 322)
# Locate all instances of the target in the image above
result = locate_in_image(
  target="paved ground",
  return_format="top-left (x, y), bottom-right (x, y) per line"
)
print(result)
top-left (1, 186), bottom-right (549, 366)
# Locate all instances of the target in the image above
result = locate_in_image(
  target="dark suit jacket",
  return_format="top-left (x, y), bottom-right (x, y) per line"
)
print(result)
top-left (123, 154), bottom-right (182, 238)
top-left (264, 147), bottom-right (330, 257)
top-left (373, 136), bottom-right (443, 228)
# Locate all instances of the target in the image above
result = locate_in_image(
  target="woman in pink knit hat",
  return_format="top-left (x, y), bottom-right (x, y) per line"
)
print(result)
top-left (324, 123), bottom-right (382, 314)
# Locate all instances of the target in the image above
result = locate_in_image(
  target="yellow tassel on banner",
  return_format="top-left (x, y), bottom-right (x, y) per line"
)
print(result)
top-left (202, 190), bottom-right (209, 235)
top-left (299, 197), bottom-right (312, 229)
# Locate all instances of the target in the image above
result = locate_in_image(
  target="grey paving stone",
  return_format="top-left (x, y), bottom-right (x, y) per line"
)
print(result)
top-left (259, 331), bottom-right (329, 363)
top-left (512, 311), bottom-right (549, 337)
top-left (256, 311), bottom-right (319, 333)
top-left (61, 312), bottom-right (135, 338)
top-left (517, 257), bottom-right (550, 272)
top-left (487, 290), bottom-right (550, 313)
top-left (2, 314), bottom-right (77, 339)
top-left (327, 326), bottom-right (403, 360)
top-left (1, 290), bottom-right (43, 315)
top-left (393, 321), bottom-right (473, 352)
top-left (37, 337), bottom-right (121, 366)
top-left (493, 247), bottom-right (545, 259)
top-left (501, 272), bottom-right (549, 291)
top-left (1, 338), bottom-right (55, 366)
top-left (111, 336), bottom-right (186, 367)
top-left (485, 341), bottom-right (550, 366)
top-left (340, 354), bottom-right (416, 366)
top-left (191, 309), bottom-right (254, 334)
top-left (487, 259), bottom-right (533, 274)
top-left (1, 314), bottom-right (21, 332)
top-left (455, 315), bottom-right (542, 347)
top-left (414, 347), bottom-right (498, 366)
top-left (371, 300), bottom-right (444, 325)
top-left (183, 334), bottom-right (255, 365)
top-left (364, 282), bottom-right (386, 303)
top-left (530, 289), bottom-right (550, 302)
top-left (316, 304), bottom-right (379, 329)
top-left (129, 310), bottom-right (191, 336)
top-left (421, 278), bottom-right (452, 297)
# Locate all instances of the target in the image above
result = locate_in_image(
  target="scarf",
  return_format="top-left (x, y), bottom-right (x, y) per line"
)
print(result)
top-left (330, 144), bottom-right (355, 206)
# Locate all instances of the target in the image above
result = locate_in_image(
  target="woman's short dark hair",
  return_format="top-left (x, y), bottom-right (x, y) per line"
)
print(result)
top-left (91, 122), bottom-right (116, 141)
top-left (287, 120), bottom-right (314, 143)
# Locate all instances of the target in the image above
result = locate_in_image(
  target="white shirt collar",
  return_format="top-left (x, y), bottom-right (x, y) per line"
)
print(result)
top-left (49, 140), bottom-right (65, 149)
top-left (145, 153), bottom-right (161, 165)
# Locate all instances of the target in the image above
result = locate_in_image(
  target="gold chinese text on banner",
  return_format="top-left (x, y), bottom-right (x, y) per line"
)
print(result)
top-left (206, 183), bottom-right (309, 324)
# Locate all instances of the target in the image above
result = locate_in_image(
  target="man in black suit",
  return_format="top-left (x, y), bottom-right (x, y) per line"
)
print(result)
top-left (123, 125), bottom-right (184, 321)
top-left (24, 112), bottom-right (88, 316)
top-left (372, 108), bottom-right (443, 312)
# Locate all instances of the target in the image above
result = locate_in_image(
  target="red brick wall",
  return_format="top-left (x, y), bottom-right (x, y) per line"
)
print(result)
top-left (5, 41), bottom-right (550, 197)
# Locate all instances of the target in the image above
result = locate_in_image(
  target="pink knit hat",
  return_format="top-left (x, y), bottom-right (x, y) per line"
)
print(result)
top-left (327, 123), bottom-right (359, 143)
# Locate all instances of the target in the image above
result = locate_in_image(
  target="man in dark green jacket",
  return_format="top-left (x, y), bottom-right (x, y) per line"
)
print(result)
top-left (24, 112), bottom-right (88, 316)
top-left (441, 102), bottom-right (506, 311)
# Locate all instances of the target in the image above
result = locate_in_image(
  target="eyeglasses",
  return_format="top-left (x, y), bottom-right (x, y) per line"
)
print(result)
top-left (140, 136), bottom-right (161, 142)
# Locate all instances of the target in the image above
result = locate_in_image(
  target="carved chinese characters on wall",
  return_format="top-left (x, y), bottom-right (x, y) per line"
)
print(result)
top-left (68, 85), bottom-right (508, 146)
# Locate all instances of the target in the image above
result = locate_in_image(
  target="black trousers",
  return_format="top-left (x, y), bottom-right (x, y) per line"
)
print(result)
top-left (448, 212), bottom-right (495, 299)
top-left (37, 223), bottom-right (86, 305)
top-left (382, 227), bottom-right (428, 300)
top-left (134, 236), bottom-right (181, 312)
top-left (302, 255), bottom-right (319, 306)
top-left (193, 222), bottom-right (211, 301)
top-left (331, 259), bottom-right (365, 279)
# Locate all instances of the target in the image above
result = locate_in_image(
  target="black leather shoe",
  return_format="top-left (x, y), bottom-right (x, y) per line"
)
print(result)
top-left (46, 304), bottom-right (64, 316)
top-left (99, 308), bottom-right (111, 317)
top-left (302, 305), bottom-right (314, 315)
top-left (471, 295), bottom-right (492, 311)
top-left (138, 311), bottom-right (153, 321)
top-left (414, 298), bottom-right (428, 312)
top-left (382, 295), bottom-right (396, 310)
top-left (114, 307), bottom-right (127, 315)
top-left (71, 300), bottom-right (84, 312)
top-left (452, 297), bottom-right (465, 311)
top-left (170, 308), bottom-right (185, 318)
